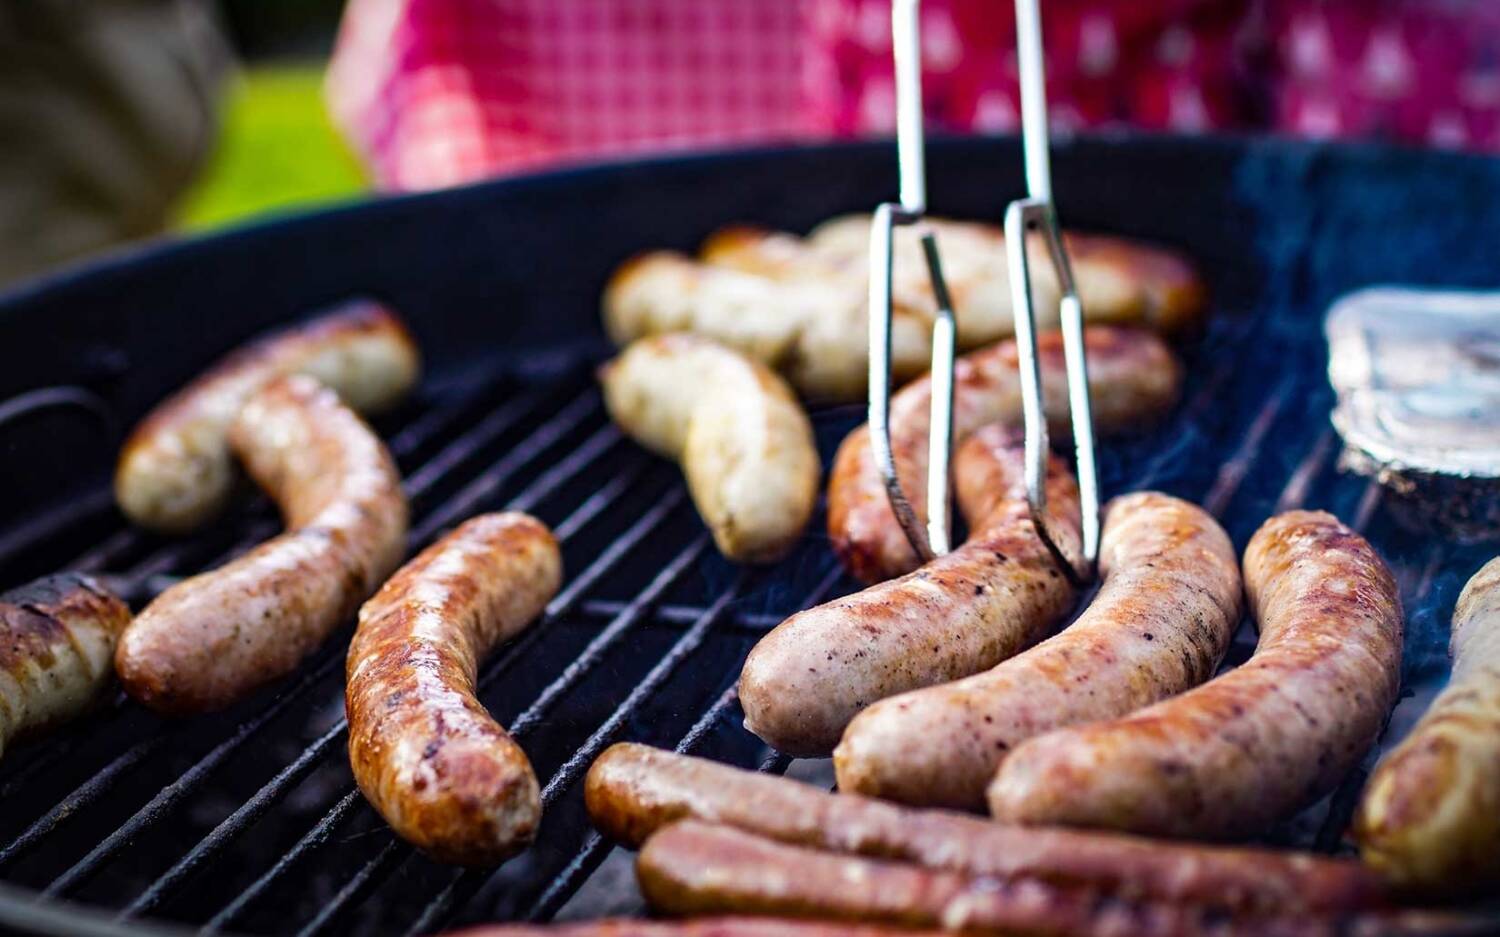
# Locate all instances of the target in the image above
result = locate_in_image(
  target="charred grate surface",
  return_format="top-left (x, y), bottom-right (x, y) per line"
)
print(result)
top-left (0, 305), bottom-right (1491, 937)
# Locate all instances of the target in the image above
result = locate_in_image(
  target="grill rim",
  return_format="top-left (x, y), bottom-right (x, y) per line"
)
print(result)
top-left (3, 134), bottom-right (1500, 935)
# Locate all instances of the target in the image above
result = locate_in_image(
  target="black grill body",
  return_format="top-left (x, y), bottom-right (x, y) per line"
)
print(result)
top-left (0, 137), bottom-right (1497, 936)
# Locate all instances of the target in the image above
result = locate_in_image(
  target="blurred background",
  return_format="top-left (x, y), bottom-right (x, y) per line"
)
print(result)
top-left (4, 0), bottom-right (1499, 291)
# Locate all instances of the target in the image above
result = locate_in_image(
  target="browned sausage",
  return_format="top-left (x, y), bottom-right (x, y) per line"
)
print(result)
top-left (989, 510), bottom-right (1403, 839)
top-left (1353, 556), bottom-right (1500, 897)
top-left (636, 821), bottom-right (1412, 937)
top-left (347, 512), bottom-right (561, 865)
top-left (116, 375), bottom-right (408, 715)
top-left (443, 919), bottom-right (944, 937)
top-left (834, 492), bottom-right (1241, 810)
top-left (115, 302), bottom-right (419, 534)
top-left (585, 743), bottom-right (1386, 915)
top-left (0, 574), bottom-right (131, 759)
top-left (740, 425), bottom-right (1080, 757)
top-left (828, 326), bottom-right (1181, 584)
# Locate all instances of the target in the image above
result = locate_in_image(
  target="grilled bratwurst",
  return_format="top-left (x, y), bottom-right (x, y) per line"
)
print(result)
top-left (445, 919), bottom-right (946, 937)
top-left (585, 743), bottom-right (1387, 916)
top-left (835, 492), bottom-right (1242, 811)
top-left (115, 302), bottom-right (419, 534)
top-left (636, 821), bottom-right (1409, 937)
top-left (829, 326), bottom-right (1180, 584)
top-left (601, 334), bottom-right (819, 564)
top-left (117, 376), bottom-right (408, 714)
top-left (0, 574), bottom-right (131, 760)
top-left (347, 513), bottom-right (560, 865)
top-left (705, 215), bottom-right (1207, 339)
top-left (989, 510), bottom-right (1403, 839)
top-left (740, 425), bottom-right (1080, 756)
top-left (1354, 556), bottom-right (1500, 897)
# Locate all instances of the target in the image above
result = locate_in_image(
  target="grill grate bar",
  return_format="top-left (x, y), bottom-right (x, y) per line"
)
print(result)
top-left (0, 735), bottom-right (167, 871)
top-left (117, 719), bottom-right (347, 919)
top-left (294, 529), bottom-right (714, 937)
top-left (411, 390), bottom-right (603, 544)
top-left (1202, 373), bottom-right (1299, 518)
top-left (1273, 428), bottom-right (1337, 514)
top-left (400, 387), bottom-right (549, 500)
top-left (41, 654), bottom-right (344, 899)
top-left (198, 789), bottom-right (365, 935)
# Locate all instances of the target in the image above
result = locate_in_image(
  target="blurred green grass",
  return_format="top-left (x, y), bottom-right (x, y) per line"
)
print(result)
top-left (176, 63), bottom-right (367, 230)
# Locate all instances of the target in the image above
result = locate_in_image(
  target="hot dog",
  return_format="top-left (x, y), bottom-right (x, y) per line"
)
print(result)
top-left (740, 424), bottom-right (1080, 756)
top-left (989, 510), bottom-right (1403, 839)
top-left (116, 375), bottom-right (408, 714)
top-left (0, 574), bottom-right (131, 760)
top-left (828, 326), bottom-right (1181, 584)
top-left (585, 743), bottom-right (1387, 915)
top-left (347, 512), bottom-right (560, 865)
top-left (600, 335), bottom-right (819, 564)
top-left (636, 821), bottom-right (1404, 937)
top-left (1353, 556), bottom-right (1500, 897)
top-left (115, 301), bottom-right (419, 534)
top-left (835, 492), bottom-right (1241, 811)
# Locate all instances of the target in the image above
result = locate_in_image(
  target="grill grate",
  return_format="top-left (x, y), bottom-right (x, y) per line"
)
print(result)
top-left (0, 287), bottom-right (1491, 934)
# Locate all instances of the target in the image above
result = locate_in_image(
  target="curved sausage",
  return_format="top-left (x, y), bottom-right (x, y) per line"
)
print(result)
top-left (989, 510), bottom-right (1403, 839)
top-left (829, 325), bottom-right (1181, 584)
top-left (585, 743), bottom-right (1387, 916)
top-left (739, 424), bottom-right (1079, 757)
top-left (705, 215), bottom-right (1208, 340)
top-left (602, 253), bottom-right (931, 402)
top-left (1353, 556), bottom-right (1500, 897)
top-left (347, 512), bottom-right (561, 865)
top-left (115, 301), bottom-right (419, 534)
top-left (835, 492), bottom-right (1241, 810)
top-left (0, 574), bottom-right (131, 760)
top-left (116, 375), bottom-right (408, 715)
top-left (636, 821), bottom-right (1403, 937)
top-left (600, 335), bottom-right (819, 564)
top-left (445, 919), bottom-right (944, 937)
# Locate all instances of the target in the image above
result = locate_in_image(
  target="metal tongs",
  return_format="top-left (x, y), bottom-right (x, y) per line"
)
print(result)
top-left (868, 0), bottom-right (1100, 584)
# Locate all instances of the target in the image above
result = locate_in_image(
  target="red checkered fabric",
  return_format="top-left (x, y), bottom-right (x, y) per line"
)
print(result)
top-left (326, 0), bottom-right (810, 191)
top-left (327, 0), bottom-right (1500, 192)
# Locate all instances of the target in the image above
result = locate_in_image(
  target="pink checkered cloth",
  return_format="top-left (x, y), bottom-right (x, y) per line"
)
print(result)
top-left (326, 0), bottom-right (1500, 192)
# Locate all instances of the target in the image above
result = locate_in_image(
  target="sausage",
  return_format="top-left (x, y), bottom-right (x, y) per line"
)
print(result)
top-left (1353, 556), bottom-right (1500, 897)
top-left (834, 492), bottom-right (1242, 811)
top-left (704, 215), bottom-right (1208, 340)
top-left (0, 574), bottom-right (131, 760)
top-left (636, 821), bottom-right (1406, 937)
top-left (600, 335), bottom-right (820, 564)
top-left (829, 325), bottom-right (1181, 584)
top-left (346, 512), bottom-right (560, 865)
top-left (115, 301), bottom-right (419, 534)
top-left (584, 743), bottom-right (1387, 915)
top-left (608, 217), bottom-right (1202, 404)
top-left (116, 375), bottom-right (408, 715)
top-left (602, 252), bottom-right (931, 402)
top-left (444, 919), bottom-right (944, 937)
top-left (989, 510), bottom-right (1403, 839)
top-left (740, 425), bottom-right (1080, 756)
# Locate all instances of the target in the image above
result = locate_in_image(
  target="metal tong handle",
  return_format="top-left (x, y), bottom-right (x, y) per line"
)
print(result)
top-left (868, 0), bottom-right (958, 562)
top-left (1006, 0), bottom-right (1100, 585)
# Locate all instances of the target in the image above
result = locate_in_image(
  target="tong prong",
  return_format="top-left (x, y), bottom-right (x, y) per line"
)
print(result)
top-left (867, 0), bottom-right (959, 563)
top-left (1004, 199), bottom-right (1099, 586)
top-left (868, 206), bottom-right (958, 562)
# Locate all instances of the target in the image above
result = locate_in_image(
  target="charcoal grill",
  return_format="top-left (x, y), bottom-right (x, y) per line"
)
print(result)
top-left (1, 137), bottom-right (1498, 936)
